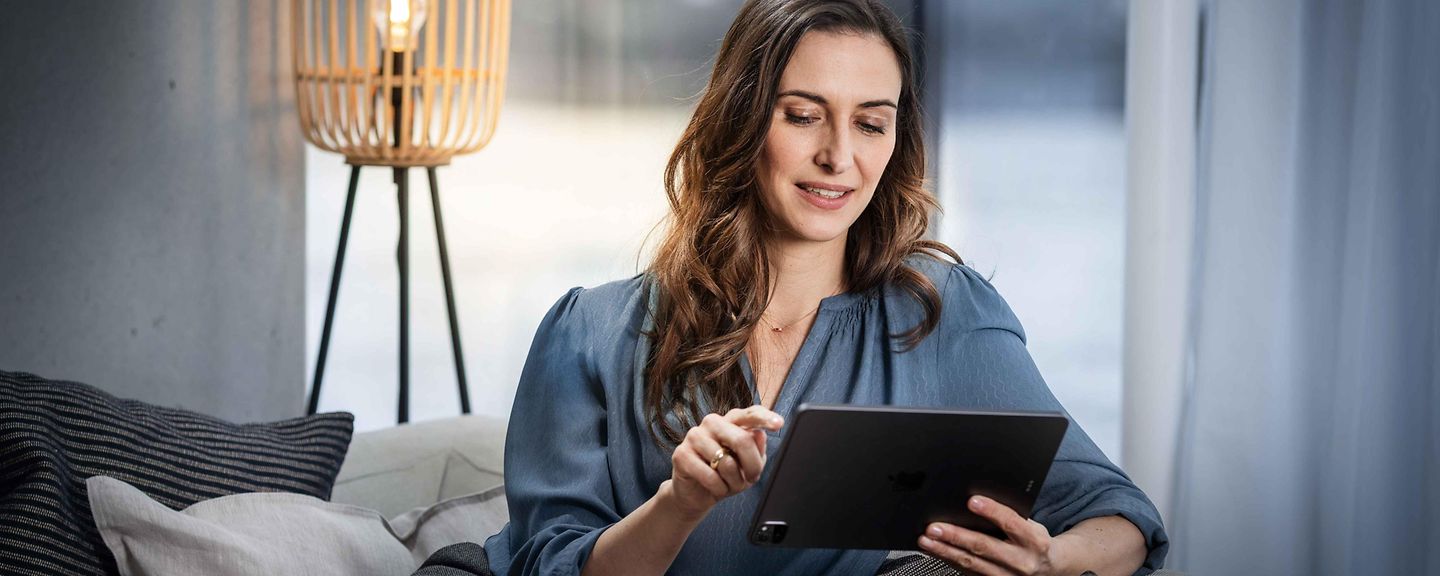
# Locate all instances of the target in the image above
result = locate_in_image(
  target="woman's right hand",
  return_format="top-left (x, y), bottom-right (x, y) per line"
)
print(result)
top-left (663, 405), bottom-right (785, 521)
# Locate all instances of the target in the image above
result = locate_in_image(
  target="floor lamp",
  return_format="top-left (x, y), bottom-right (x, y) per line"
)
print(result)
top-left (292, 0), bottom-right (511, 423)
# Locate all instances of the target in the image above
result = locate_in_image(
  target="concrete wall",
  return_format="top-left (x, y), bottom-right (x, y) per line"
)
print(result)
top-left (0, 1), bottom-right (305, 423)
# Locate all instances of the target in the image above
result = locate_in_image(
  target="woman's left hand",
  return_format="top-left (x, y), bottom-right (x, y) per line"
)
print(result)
top-left (917, 495), bottom-right (1060, 576)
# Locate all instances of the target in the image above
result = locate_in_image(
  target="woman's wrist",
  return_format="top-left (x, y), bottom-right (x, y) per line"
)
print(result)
top-left (655, 480), bottom-right (712, 526)
top-left (1047, 531), bottom-right (1085, 575)
top-left (583, 481), bottom-right (710, 576)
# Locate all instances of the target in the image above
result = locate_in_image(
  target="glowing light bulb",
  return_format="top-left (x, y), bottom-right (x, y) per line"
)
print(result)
top-left (373, 0), bottom-right (428, 53)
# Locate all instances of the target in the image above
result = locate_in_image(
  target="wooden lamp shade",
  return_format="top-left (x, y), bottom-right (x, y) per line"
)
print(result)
top-left (292, 0), bottom-right (511, 167)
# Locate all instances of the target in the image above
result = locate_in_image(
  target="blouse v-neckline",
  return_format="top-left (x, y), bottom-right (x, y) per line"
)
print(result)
top-left (739, 289), bottom-right (867, 416)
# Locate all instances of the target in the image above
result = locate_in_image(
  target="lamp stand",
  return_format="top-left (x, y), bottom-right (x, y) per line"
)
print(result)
top-left (306, 164), bottom-right (472, 424)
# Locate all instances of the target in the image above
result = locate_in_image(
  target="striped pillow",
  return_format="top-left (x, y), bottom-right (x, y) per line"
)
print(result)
top-left (0, 371), bottom-right (354, 576)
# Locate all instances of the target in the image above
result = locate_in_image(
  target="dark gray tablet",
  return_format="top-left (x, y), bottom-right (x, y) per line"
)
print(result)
top-left (747, 404), bottom-right (1068, 550)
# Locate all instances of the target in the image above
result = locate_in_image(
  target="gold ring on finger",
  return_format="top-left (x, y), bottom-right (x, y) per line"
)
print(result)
top-left (709, 448), bottom-right (729, 470)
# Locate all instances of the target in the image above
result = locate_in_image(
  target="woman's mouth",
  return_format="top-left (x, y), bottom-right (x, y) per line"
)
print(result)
top-left (801, 185), bottom-right (847, 200)
top-left (795, 183), bottom-right (854, 209)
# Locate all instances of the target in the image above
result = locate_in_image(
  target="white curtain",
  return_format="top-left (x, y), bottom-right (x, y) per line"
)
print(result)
top-left (1161, 0), bottom-right (1440, 573)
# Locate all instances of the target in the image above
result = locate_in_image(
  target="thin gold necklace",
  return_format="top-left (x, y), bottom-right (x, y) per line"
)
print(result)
top-left (759, 306), bottom-right (821, 333)
top-left (758, 286), bottom-right (844, 333)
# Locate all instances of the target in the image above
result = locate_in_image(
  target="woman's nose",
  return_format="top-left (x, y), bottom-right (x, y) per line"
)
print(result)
top-left (814, 125), bottom-right (854, 174)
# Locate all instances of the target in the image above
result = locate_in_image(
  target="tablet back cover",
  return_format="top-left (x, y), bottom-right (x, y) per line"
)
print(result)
top-left (749, 404), bottom-right (1068, 550)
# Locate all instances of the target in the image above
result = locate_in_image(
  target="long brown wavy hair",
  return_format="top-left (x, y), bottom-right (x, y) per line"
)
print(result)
top-left (645, 0), bottom-right (960, 447)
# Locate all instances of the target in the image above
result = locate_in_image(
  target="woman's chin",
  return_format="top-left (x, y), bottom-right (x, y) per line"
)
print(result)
top-left (776, 224), bottom-right (852, 247)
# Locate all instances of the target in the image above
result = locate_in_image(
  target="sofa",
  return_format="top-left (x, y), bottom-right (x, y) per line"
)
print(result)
top-left (0, 372), bottom-right (1182, 575)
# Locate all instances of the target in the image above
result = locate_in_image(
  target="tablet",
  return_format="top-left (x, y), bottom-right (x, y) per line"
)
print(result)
top-left (747, 404), bottom-right (1068, 550)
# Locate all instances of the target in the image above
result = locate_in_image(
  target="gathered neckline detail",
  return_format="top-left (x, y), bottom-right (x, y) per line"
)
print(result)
top-left (817, 286), bottom-right (876, 313)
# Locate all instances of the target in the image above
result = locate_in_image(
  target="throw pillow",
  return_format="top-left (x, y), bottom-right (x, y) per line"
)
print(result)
top-left (391, 482), bottom-right (509, 565)
top-left (87, 476), bottom-right (509, 576)
top-left (0, 371), bottom-right (353, 576)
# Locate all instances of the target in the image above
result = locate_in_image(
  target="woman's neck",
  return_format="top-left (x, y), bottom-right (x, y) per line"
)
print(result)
top-left (763, 236), bottom-right (847, 321)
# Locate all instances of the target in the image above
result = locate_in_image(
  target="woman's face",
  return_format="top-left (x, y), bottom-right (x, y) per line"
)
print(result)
top-left (755, 30), bottom-right (902, 247)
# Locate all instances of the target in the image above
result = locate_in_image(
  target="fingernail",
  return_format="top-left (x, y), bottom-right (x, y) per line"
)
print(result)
top-left (927, 525), bottom-right (942, 537)
top-left (970, 496), bottom-right (984, 510)
top-left (918, 536), bottom-right (934, 548)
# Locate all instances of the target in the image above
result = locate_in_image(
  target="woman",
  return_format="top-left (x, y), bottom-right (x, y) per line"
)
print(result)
top-left (483, 1), bottom-right (1168, 574)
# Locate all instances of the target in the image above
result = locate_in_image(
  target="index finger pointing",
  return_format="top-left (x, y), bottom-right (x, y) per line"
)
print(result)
top-left (728, 405), bottom-right (784, 431)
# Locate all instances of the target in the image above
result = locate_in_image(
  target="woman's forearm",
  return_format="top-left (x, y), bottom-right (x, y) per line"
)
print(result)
top-left (1050, 515), bottom-right (1147, 576)
top-left (581, 480), bottom-right (705, 576)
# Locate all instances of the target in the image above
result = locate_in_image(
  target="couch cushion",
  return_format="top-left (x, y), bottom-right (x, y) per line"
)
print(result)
top-left (331, 414), bottom-right (505, 518)
top-left (0, 371), bottom-right (353, 575)
top-left (390, 484), bottom-right (509, 565)
top-left (88, 475), bottom-right (509, 575)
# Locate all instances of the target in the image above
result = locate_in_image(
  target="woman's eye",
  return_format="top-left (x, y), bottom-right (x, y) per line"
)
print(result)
top-left (858, 122), bottom-right (887, 135)
top-left (785, 112), bottom-right (818, 126)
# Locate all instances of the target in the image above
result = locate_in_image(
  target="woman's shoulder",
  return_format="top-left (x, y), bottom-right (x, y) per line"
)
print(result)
top-left (540, 274), bottom-right (651, 336)
top-left (895, 256), bottom-right (1026, 342)
top-left (572, 273), bottom-right (649, 307)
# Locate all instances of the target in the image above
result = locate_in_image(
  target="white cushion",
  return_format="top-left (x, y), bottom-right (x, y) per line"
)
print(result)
top-left (88, 475), bottom-right (508, 576)
top-left (332, 415), bottom-right (506, 518)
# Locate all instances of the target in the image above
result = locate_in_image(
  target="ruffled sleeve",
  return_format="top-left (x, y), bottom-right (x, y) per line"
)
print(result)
top-left (484, 287), bottom-right (617, 576)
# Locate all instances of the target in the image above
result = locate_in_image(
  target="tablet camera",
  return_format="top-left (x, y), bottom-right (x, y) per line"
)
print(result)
top-left (755, 521), bottom-right (788, 544)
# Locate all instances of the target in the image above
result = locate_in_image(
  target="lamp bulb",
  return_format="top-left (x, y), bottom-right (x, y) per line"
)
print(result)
top-left (373, 0), bottom-right (428, 53)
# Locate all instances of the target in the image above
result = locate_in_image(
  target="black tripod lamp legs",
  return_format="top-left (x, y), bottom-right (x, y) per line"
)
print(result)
top-left (307, 165), bottom-right (361, 415)
top-left (397, 167), bottom-right (411, 424)
top-left (306, 165), bottom-right (473, 424)
top-left (429, 167), bottom-right (472, 414)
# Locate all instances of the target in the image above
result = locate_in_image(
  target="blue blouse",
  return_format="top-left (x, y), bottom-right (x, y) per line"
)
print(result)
top-left (484, 260), bottom-right (1168, 575)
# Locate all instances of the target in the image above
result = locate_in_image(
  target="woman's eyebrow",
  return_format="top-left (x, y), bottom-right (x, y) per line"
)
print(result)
top-left (777, 89), bottom-right (897, 110)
